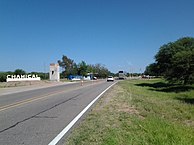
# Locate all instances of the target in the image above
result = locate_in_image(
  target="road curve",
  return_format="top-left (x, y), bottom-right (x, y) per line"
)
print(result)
top-left (0, 80), bottom-right (116, 145)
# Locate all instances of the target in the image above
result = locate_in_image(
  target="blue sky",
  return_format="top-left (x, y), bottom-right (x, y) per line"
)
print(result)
top-left (0, 0), bottom-right (194, 73)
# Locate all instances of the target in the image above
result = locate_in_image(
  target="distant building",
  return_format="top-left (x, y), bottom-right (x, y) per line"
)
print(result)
top-left (49, 63), bottom-right (60, 81)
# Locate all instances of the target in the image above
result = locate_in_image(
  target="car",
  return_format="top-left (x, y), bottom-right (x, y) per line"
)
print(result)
top-left (107, 76), bottom-right (114, 82)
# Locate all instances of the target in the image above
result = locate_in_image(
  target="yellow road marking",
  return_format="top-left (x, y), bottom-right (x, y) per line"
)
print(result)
top-left (0, 89), bottom-right (70, 112)
top-left (0, 81), bottom-right (104, 112)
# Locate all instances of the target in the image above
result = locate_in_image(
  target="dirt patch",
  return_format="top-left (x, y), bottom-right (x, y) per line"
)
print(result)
top-left (184, 120), bottom-right (194, 127)
top-left (118, 104), bottom-right (139, 114)
top-left (95, 84), bottom-right (124, 111)
top-left (117, 103), bottom-right (144, 119)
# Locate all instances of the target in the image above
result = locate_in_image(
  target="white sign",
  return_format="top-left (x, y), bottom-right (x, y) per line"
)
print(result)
top-left (6, 74), bottom-right (41, 82)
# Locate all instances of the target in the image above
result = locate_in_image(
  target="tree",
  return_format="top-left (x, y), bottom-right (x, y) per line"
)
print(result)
top-left (0, 72), bottom-right (13, 82)
top-left (58, 55), bottom-right (112, 79)
top-left (154, 37), bottom-right (194, 84)
top-left (144, 63), bottom-right (159, 76)
top-left (58, 55), bottom-right (75, 78)
top-left (14, 69), bottom-right (26, 75)
top-left (78, 63), bottom-right (110, 78)
top-left (92, 63), bottom-right (110, 78)
top-left (171, 49), bottom-right (194, 84)
top-left (77, 61), bottom-right (88, 76)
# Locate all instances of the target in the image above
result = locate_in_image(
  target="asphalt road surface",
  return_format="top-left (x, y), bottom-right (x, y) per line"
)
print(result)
top-left (0, 80), bottom-right (116, 145)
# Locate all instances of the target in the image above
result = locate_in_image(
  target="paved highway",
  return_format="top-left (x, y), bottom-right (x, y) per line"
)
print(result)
top-left (0, 80), bottom-right (116, 145)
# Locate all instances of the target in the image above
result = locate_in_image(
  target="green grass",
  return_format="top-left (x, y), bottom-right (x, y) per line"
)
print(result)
top-left (65, 79), bottom-right (194, 145)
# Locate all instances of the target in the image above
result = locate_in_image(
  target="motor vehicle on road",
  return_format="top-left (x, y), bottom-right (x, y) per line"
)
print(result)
top-left (107, 76), bottom-right (114, 82)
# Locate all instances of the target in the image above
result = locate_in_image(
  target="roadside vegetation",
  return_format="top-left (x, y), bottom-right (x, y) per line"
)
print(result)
top-left (58, 55), bottom-right (113, 79)
top-left (0, 56), bottom-right (114, 82)
top-left (66, 79), bottom-right (194, 145)
top-left (0, 69), bottom-right (49, 82)
top-left (145, 37), bottom-right (194, 85)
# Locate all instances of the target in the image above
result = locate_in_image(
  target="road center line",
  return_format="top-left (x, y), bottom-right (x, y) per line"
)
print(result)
top-left (48, 82), bottom-right (117, 145)
top-left (0, 81), bottom-right (105, 112)
top-left (0, 89), bottom-right (66, 112)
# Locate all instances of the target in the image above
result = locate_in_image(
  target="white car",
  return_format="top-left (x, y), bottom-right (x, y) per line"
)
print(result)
top-left (107, 76), bottom-right (114, 82)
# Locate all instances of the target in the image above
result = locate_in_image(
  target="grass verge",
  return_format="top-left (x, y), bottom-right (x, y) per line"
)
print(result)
top-left (65, 79), bottom-right (194, 145)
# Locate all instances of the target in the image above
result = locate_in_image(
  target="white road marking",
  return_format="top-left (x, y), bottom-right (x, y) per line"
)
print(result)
top-left (48, 82), bottom-right (117, 145)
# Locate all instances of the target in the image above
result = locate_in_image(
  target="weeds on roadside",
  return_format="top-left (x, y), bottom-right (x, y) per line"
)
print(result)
top-left (66, 79), bottom-right (194, 145)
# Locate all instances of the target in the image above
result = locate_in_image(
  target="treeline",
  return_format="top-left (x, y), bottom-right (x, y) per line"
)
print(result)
top-left (58, 55), bottom-right (112, 79)
top-left (0, 69), bottom-right (49, 82)
top-left (144, 37), bottom-right (194, 85)
top-left (0, 56), bottom-right (113, 82)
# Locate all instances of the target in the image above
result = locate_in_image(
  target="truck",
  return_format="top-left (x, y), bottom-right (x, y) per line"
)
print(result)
top-left (118, 71), bottom-right (126, 80)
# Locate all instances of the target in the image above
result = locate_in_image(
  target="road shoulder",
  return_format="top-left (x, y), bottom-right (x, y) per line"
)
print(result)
top-left (0, 81), bottom-right (73, 96)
